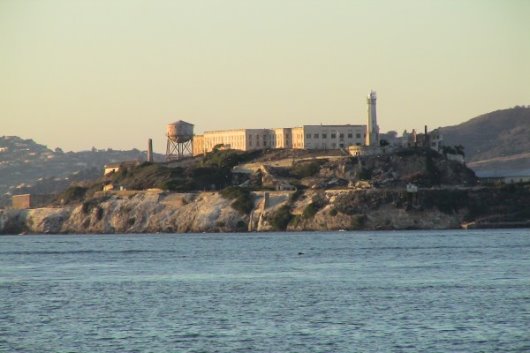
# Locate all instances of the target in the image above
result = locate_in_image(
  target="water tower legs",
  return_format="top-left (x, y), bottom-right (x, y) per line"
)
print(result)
top-left (166, 138), bottom-right (193, 160)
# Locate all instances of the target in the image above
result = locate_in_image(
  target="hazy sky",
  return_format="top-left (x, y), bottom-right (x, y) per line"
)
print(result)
top-left (1, 0), bottom-right (529, 152)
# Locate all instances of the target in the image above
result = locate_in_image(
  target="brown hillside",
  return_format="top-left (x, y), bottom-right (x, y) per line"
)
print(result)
top-left (441, 106), bottom-right (530, 174)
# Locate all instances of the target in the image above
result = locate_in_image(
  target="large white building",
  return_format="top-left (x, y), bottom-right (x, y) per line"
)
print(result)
top-left (193, 124), bottom-right (367, 155)
top-left (192, 92), bottom-right (378, 156)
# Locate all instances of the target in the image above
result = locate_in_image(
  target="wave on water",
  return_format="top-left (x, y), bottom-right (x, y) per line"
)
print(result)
top-left (0, 249), bottom-right (180, 255)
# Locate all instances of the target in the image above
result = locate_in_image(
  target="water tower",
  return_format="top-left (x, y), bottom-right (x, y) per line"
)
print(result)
top-left (166, 120), bottom-right (194, 160)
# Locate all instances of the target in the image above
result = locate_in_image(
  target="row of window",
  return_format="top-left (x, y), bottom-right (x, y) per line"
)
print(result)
top-left (208, 135), bottom-right (244, 143)
top-left (249, 140), bottom-right (270, 147)
top-left (248, 134), bottom-right (293, 141)
top-left (248, 138), bottom-right (295, 147)
top-left (306, 142), bottom-right (361, 149)
top-left (305, 133), bottom-right (364, 139)
top-left (248, 134), bottom-right (269, 141)
top-left (208, 134), bottom-right (297, 148)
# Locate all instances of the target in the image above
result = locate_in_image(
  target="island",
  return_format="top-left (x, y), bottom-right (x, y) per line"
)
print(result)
top-left (1, 146), bottom-right (529, 234)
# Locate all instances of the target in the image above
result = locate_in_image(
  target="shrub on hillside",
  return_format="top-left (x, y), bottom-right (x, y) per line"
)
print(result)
top-left (111, 164), bottom-right (185, 190)
top-left (220, 186), bottom-right (254, 214)
top-left (57, 186), bottom-right (88, 204)
top-left (269, 205), bottom-right (293, 231)
top-left (302, 202), bottom-right (319, 219)
top-left (188, 167), bottom-right (229, 190)
top-left (359, 168), bottom-right (373, 181)
top-left (423, 190), bottom-right (469, 214)
top-left (351, 215), bottom-right (367, 229)
top-left (289, 188), bottom-right (304, 202)
top-left (291, 161), bottom-right (322, 178)
top-left (202, 149), bottom-right (262, 169)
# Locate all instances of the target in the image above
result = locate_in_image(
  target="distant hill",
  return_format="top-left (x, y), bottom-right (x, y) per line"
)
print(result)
top-left (0, 136), bottom-right (163, 206)
top-left (441, 106), bottom-right (530, 176)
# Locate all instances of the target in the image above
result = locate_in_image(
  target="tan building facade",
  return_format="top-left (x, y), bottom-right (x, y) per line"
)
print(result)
top-left (192, 134), bottom-right (205, 156)
top-left (301, 125), bottom-right (366, 149)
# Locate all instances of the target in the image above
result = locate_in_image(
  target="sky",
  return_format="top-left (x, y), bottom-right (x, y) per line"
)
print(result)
top-left (1, 0), bottom-right (529, 153)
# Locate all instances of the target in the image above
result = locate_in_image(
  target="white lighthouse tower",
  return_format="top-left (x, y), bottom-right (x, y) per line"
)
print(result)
top-left (366, 90), bottom-right (379, 146)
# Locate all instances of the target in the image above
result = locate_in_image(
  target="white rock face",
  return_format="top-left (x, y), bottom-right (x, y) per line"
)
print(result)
top-left (0, 189), bottom-right (463, 235)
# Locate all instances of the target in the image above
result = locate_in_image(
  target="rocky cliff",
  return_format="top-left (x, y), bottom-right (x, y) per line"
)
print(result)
top-left (0, 191), bottom-right (245, 234)
top-left (2, 183), bottom-right (529, 234)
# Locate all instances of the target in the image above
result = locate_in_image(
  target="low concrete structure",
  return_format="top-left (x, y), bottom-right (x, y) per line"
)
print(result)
top-left (446, 153), bottom-right (465, 164)
top-left (349, 145), bottom-right (387, 157)
top-left (12, 194), bottom-right (54, 209)
top-left (480, 175), bottom-right (530, 184)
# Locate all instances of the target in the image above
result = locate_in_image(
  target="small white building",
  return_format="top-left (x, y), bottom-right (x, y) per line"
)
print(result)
top-left (103, 161), bottom-right (140, 176)
top-left (406, 183), bottom-right (418, 193)
top-left (104, 163), bottom-right (121, 176)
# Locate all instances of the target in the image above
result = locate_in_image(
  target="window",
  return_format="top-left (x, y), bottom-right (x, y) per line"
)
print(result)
top-left (322, 133), bottom-right (327, 139)
top-left (339, 133), bottom-right (344, 139)
top-left (306, 133), bottom-right (311, 139)
top-left (356, 133), bottom-right (361, 138)
top-left (331, 133), bottom-right (336, 138)
top-left (347, 133), bottom-right (353, 138)
top-left (314, 133), bottom-right (319, 138)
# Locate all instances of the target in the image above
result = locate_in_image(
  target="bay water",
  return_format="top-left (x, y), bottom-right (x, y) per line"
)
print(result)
top-left (1, 230), bottom-right (529, 352)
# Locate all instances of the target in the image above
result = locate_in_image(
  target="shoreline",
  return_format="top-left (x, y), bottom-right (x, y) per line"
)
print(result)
top-left (4, 224), bottom-right (529, 237)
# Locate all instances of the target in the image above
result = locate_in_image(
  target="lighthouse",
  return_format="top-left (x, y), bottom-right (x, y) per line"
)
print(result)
top-left (366, 90), bottom-right (379, 146)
